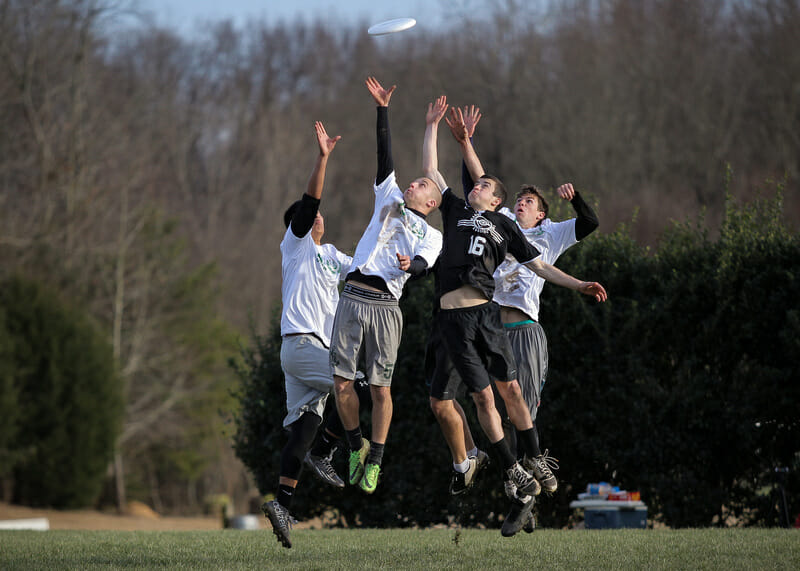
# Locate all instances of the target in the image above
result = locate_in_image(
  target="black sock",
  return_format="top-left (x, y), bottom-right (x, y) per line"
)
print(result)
top-left (310, 429), bottom-right (339, 457)
top-left (366, 441), bottom-right (385, 466)
top-left (490, 437), bottom-right (517, 471)
top-left (346, 427), bottom-right (363, 451)
top-left (277, 484), bottom-right (295, 510)
top-left (517, 427), bottom-right (541, 459)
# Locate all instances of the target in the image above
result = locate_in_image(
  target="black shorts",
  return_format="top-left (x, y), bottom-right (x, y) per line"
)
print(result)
top-left (428, 302), bottom-right (516, 400)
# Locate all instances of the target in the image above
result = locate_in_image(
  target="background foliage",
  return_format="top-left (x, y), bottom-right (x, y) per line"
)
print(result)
top-left (0, 0), bottom-right (798, 514)
top-left (234, 189), bottom-right (800, 528)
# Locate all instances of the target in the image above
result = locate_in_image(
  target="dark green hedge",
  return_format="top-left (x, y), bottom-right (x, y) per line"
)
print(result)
top-left (0, 275), bottom-right (123, 508)
top-left (233, 190), bottom-right (799, 528)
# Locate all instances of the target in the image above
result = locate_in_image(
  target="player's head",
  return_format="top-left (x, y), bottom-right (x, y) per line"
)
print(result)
top-left (468, 174), bottom-right (507, 212)
top-left (514, 185), bottom-right (548, 229)
top-left (404, 177), bottom-right (442, 213)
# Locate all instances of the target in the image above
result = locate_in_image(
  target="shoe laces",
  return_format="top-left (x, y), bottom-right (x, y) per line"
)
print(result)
top-left (507, 462), bottom-right (532, 487)
top-left (536, 450), bottom-right (560, 476)
top-left (319, 456), bottom-right (339, 479)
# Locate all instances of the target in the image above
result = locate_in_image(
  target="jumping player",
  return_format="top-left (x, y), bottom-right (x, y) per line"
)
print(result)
top-left (422, 97), bottom-right (606, 537)
top-left (329, 77), bottom-right (443, 494)
top-left (261, 121), bottom-right (356, 549)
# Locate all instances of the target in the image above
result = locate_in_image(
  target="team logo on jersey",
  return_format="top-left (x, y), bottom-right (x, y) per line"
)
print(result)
top-left (399, 202), bottom-right (427, 239)
top-left (316, 252), bottom-right (341, 275)
top-left (457, 213), bottom-right (503, 243)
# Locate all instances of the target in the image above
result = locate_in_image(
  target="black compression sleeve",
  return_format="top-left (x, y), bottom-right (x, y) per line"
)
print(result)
top-left (376, 106), bottom-right (393, 185)
top-left (405, 255), bottom-right (429, 276)
top-left (571, 192), bottom-right (599, 241)
top-left (290, 193), bottom-right (321, 238)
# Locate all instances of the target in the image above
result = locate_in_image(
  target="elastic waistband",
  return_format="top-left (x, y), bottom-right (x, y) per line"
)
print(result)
top-left (343, 283), bottom-right (398, 305)
top-left (438, 301), bottom-right (492, 315)
top-left (503, 319), bottom-right (537, 328)
top-left (283, 332), bottom-right (328, 347)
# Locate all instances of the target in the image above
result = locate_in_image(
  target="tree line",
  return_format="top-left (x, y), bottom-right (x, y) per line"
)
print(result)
top-left (0, 0), bottom-right (798, 515)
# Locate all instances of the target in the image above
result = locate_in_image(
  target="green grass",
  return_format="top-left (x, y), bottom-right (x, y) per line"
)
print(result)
top-left (0, 528), bottom-right (798, 570)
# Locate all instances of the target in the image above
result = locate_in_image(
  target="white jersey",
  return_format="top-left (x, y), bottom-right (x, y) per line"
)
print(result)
top-left (280, 225), bottom-right (352, 347)
top-left (348, 171), bottom-right (443, 300)
top-left (493, 208), bottom-right (578, 322)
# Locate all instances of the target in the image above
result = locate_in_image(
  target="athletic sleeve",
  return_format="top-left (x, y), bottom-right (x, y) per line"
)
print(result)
top-left (290, 194), bottom-right (321, 238)
top-left (404, 255), bottom-right (429, 276)
top-left (376, 106), bottom-right (393, 186)
top-left (571, 191), bottom-right (599, 241)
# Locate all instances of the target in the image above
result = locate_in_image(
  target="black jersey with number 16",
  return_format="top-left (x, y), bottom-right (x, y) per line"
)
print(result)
top-left (436, 188), bottom-right (541, 301)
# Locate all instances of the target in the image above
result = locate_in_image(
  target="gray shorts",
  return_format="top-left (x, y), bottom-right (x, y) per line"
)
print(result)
top-left (329, 284), bottom-right (402, 387)
top-left (506, 321), bottom-right (548, 420)
top-left (280, 334), bottom-right (334, 427)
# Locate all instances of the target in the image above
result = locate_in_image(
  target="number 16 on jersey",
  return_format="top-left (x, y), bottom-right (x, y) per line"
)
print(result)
top-left (468, 235), bottom-right (486, 256)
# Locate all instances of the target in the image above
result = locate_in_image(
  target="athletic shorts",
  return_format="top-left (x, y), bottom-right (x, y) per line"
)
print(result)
top-left (505, 321), bottom-right (548, 420)
top-left (280, 333), bottom-right (333, 427)
top-left (329, 283), bottom-right (402, 387)
top-left (429, 302), bottom-right (516, 400)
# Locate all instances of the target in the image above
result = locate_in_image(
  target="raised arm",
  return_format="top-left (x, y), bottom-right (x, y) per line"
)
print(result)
top-left (422, 95), bottom-right (449, 192)
top-left (524, 257), bottom-right (608, 302)
top-left (557, 183), bottom-right (599, 240)
top-left (459, 106), bottom-right (482, 198)
top-left (365, 76), bottom-right (397, 186)
top-left (306, 121), bottom-right (341, 200)
top-left (446, 107), bottom-right (485, 184)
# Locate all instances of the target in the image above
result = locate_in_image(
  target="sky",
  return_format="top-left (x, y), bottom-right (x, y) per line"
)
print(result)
top-left (134, 0), bottom-right (474, 36)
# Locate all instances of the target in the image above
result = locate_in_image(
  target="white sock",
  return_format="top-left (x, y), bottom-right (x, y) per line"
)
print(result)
top-left (453, 458), bottom-right (470, 473)
top-left (467, 447), bottom-right (478, 458)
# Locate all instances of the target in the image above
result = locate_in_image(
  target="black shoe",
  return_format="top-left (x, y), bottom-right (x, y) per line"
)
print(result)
top-left (501, 493), bottom-right (535, 537)
top-left (523, 510), bottom-right (535, 533)
top-left (524, 449), bottom-right (559, 493)
top-left (505, 461), bottom-right (541, 496)
top-left (449, 457), bottom-right (478, 495)
top-left (304, 450), bottom-right (345, 488)
top-left (262, 500), bottom-right (295, 548)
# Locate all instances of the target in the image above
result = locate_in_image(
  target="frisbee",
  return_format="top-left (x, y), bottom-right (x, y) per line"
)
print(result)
top-left (368, 17), bottom-right (417, 36)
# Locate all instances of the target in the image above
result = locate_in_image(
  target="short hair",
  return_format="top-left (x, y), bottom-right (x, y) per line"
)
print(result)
top-left (480, 174), bottom-right (507, 210)
top-left (283, 200), bottom-right (302, 228)
top-left (517, 185), bottom-right (549, 222)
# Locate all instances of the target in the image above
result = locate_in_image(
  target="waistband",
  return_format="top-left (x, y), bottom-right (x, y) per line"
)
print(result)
top-left (343, 283), bottom-right (398, 305)
top-left (503, 319), bottom-right (537, 328)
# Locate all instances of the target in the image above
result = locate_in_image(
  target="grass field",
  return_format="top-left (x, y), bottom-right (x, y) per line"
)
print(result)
top-left (1, 528), bottom-right (798, 570)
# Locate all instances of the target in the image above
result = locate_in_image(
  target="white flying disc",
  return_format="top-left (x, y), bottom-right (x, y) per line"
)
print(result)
top-left (368, 18), bottom-right (417, 36)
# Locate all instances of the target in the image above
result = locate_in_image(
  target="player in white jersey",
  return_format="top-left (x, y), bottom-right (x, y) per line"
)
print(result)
top-left (262, 121), bottom-right (354, 549)
top-left (329, 77), bottom-right (443, 495)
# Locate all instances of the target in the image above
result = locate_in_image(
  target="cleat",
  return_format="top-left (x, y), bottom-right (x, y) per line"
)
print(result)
top-left (505, 461), bottom-right (541, 496)
top-left (524, 449), bottom-right (559, 493)
top-left (360, 462), bottom-right (381, 494)
top-left (473, 449), bottom-right (490, 472)
top-left (501, 492), bottom-right (535, 537)
top-left (262, 500), bottom-right (295, 549)
top-left (523, 511), bottom-right (536, 533)
top-left (504, 479), bottom-right (518, 499)
top-left (449, 457), bottom-right (477, 495)
top-left (304, 450), bottom-right (344, 488)
top-left (348, 438), bottom-right (370, 486)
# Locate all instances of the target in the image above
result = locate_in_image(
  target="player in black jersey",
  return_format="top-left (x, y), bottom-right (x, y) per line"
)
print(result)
top-left (422, 96), bottom-right (607, 536)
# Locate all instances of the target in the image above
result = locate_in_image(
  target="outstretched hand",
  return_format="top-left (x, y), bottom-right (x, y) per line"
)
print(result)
top-left (366, 76), bottom-right (396, 107)
top-left (445, 107), bottom-right (469, 143)
top-left (315, 121), bottom-right (341, 156)
top-left (461, 105), bottom-right (482, 137)
top-left (426, 96), bottom-right (449, 125)
top-left (557, 183), bottom-right (576, 201)
top-left (579, 281), bottom-right (608, 302)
